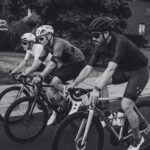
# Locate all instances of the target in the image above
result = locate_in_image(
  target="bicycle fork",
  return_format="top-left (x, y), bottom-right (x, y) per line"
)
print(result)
top-left (75, 109), bottom-right (94, 148)
top-left (15, 86), bottom-right (24, 100)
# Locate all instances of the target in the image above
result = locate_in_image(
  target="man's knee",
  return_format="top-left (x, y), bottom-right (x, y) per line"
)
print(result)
top-left (121, 97), bottom-right (134, 113)
top-left (51, 76), bottom-right (62, 86)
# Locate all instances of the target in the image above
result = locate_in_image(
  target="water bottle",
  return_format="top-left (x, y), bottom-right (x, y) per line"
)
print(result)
top-left (112, 112), bottom-right (125, 126)
top-left (101, 111), bottom-right (114, 127)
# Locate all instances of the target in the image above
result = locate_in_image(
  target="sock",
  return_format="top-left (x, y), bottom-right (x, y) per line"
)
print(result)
top-left (132, 127), bottom-right (141, 140)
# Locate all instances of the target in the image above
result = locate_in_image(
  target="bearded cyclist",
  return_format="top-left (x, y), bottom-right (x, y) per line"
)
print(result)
top-left (33, 25), bottom-right (85, 125)
top-left (11, 33), bottom-right (52, 78)
top-left (69, 16), bottom-right (149, 150)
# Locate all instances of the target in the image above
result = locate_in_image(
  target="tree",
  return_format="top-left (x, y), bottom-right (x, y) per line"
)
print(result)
top-left (0, 0), bottom-right (135, 52)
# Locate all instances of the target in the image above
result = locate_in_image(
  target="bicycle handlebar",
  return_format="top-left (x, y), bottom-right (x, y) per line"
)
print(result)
top-left (68, 88), bottom-right (92, 98)
top-left (9, 70), bottom-right (33, 86)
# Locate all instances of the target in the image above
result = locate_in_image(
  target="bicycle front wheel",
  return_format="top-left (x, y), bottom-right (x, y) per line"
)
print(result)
top-left (4, 96), bottom-right (48, 143)
top-left (0, 86), bottom-right (30, 119)
top-left (52, 111), bottom-right (104, 150)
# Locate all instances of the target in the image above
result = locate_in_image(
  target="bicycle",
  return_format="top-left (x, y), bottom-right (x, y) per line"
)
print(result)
top-left (4, 83), bottom-right (90, 143)
top-left (0, 73), bottom-right (33, 120)
top-left (0, 71), bottom-right (54, 120)
top-left (52, 88), bottom-right (150, 150)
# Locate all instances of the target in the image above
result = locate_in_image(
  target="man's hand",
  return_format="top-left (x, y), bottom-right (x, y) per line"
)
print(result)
top-left (89, 89), bottom-right (100, 107)
top-left (16, 73), bottom-right (25, 80)
top-left (10, 70), bottom-right (15, 76)
top-left (32, 75), bottom-right (43, 84)
top-left (63, 85), bottom-right (71, 98)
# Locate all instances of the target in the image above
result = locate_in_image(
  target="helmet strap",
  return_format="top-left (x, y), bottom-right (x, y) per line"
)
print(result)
top-left (102, 31), bottom-right (111, 45)
top-left (47, 34), bottom-right (53, 48)
top-left (28, 41), bottom-right (34, 50)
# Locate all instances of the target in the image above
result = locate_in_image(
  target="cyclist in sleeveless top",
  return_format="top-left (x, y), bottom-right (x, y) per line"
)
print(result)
top-left (11, 33), bottom-right (52, 77)
top-left (33, 25), bottom-right (85, 125)
top-left (69, 16), bottom-right (149, 150)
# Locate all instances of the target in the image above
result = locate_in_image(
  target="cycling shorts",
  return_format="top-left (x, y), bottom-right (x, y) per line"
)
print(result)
top-left (55, 61), bottom-right (85, 83)
top-left (112, 66), bottom-right (149, 101)
top-left (35, 64), bottom-right (46, 72)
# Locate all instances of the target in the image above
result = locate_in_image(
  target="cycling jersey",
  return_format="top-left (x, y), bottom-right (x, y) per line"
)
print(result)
top-left (88, 33), bottom-right (149, 101)
top-left (39, 37), bottom-right (85, 64)
top-left (88, 33), bottom-right (148, 71)
top-left (24, 43), bottom-right (52, 65)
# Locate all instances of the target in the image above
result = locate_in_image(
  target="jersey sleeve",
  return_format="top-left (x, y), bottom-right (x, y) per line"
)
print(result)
top-left (53, 41), bottom-right (64, 59)
top-left (88, 46), bottom-right (102, 67)
top-left (38, 47), bottom-right (49, 62)
top-left (32, 44), bottom-right (44, 60)
top-left (110, 38), bottom-right (126, 64)
top-left (24, 50), bottom-right (30, 60)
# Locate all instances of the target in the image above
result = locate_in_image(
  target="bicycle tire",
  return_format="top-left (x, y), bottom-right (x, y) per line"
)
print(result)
top-left (0, 86), bottom-right (30, 119)
top-left (4, 96), bottom-right (48, 143)
top-left (52, 111), bottom-right (104, 150)
top-left (123, 100), bottom-right (150, 150)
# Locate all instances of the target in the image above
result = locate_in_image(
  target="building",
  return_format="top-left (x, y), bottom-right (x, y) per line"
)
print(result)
top-left (125, 0), bottom-right (150, 36)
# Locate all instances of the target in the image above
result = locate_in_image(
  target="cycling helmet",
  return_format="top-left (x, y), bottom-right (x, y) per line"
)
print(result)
top-left (89, 16), bottom-right (117, 32)
top-left (21, 33), bottom-right (36, 42)
top-left (36, 25), bottom-right (54, 37)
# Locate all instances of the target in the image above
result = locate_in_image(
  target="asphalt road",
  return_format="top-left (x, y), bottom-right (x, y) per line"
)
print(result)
top-left (0, 96), bottom-right (150, 150)
top-left (0, 120), bottom-right (124, 150)
top-left (0, 51), bottom-right (150, 150)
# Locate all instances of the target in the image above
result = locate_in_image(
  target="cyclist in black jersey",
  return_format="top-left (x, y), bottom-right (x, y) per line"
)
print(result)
top-left (69, 16), bottom-right (149, 150)
top-left (33, 25), bottom-right (85, 125)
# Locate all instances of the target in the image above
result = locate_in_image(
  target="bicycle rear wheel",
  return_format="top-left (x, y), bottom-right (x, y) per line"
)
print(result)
top-left (123, 100), bottom-right (150, 150)
top-left (52, 111), bottom-right (104, 150)
top-left (4, 96), bottom-right (48, 143)
top-left (0, 86), bottom-right (30, 119)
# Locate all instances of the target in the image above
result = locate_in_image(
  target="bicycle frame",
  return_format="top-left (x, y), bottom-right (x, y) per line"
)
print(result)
top-left (75, 96), bottom-right (150, 147)
top-left (28, 83), bottom-right (72, 117)
top-left (15, 84), bottom-right (33, 99)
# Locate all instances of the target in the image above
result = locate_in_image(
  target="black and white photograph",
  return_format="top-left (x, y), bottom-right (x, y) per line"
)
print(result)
top-left (0, 0), bottom-right (150, 150)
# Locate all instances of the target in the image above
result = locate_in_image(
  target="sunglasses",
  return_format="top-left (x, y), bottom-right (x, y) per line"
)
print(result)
top-left (92, 32), bottom-right (103, 38)
top-left (21, 41), bottom-right (29, 46)
top-left (37, 37), bottom-right (45, 42)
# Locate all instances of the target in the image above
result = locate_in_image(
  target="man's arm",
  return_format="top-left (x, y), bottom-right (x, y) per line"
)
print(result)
top-left (11, 52), bottom-right (30, 74)
top-left (24, 44), bottom-right (45, 75)
top-left (40, 41), bottom-right (64, 79)
top-left (24, 59), bottom-right (42, 75)
top-left (71, 65), bottom-right (93, 87)
top-left (71, 46), bottom-right (102, 87)
top-left (40, 61), bottom-right (56, 79)
top-left (95, 61), bottom-right (118, 89)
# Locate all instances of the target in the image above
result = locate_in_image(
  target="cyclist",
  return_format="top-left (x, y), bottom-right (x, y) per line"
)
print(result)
top-left (69, 16), bottom-right (149, 150)
top-left (11, 32), bottom-right (52, 77)
top-left (33, 25), bottom-right (85, 125)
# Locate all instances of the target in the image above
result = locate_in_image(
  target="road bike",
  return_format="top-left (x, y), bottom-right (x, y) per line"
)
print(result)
top-left (0, 71), bottom-right (54, 120)
top-left (4, 83), bottom-right (90, 143)
top-left (0, 73), bottom-right (33, 119)
top-left (52, 88), bottom-right (150, 150)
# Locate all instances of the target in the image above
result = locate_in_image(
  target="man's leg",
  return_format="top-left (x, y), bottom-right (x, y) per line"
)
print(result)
top-left (121, 97), bottom-right (144, 150)
top-left (121, 97), bottom-right (141, 139)
top-left (46, 76), bottom-right (65, 125)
